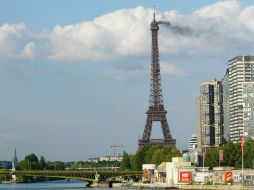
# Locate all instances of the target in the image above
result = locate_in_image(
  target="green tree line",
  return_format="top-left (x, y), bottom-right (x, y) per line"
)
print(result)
top-left (120, 145), bottom-right (181, 171)
top-left (16, 153), bottom-right (65, 170)
top-left (16, 145), bottom-right (181, 171)
top-left (205, 138), bottom-right (254, 168)
top-left (16, 153), bottom-right (120, 170)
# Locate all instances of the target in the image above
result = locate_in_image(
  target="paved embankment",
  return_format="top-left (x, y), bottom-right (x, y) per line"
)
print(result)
top-left (122, 183), bottom-right (254, 189)
top-left (178, 184), bottom-right (254, 190)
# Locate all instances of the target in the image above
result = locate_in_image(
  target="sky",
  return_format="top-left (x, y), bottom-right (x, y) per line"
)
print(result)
top-left (1, 0), bottom-right (254, 161)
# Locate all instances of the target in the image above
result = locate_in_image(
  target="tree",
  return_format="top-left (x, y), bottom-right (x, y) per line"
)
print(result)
top-left (16, 160), bottom-right (30, 170)
top-left (23, 153), bottom-right (40, 170)
top-left (165, 148), bottom-right (181, 162)
top-left (223, 141), bottom-right (241, 168)
top-left (243, 138), bottom-right (254, 168)
top-left (151, 149), bottom-right (165, 165)
top-left (39, 156), bottom-right (46, 170)
top-left (202, 140), bottom-right (254, 168)
top-left (53, 161), bottom-right (65, 170)
top-left (204, 147), bottom-right (220, 167)
top-left (25, 153), bottom-right (38, 162)
top-left (120, 151), bottom-right (131, 170)
top-left (130, 145), bottom-right (182, 170)
top-left (16, 153), bottom-right (43, 170)
top-left (131, 146), bottom-right (149, 170)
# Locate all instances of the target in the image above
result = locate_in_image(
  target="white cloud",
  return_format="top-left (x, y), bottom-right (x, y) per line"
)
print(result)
top-left (194, 0), bottom-right (240, 19)
top-left (0, 23), bottom-right (37, 60)
top-left (0, 23), bottom-right (26, 34)
top-left (47, 6), bottom-right (151, 61)
top-left (239, 6), bottom-right (254, 31)
top-left (21, 42), bottom-right (36, 59)
top-left (2, 1), bottom-right (254, 62)
top-left (37, 1), bottom-right (254, 61)
top-left (161, 62), bottom-right (185, 77)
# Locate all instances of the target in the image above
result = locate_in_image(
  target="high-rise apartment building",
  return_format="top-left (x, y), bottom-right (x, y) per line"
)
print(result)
top-left (228, 56), bottom-right (254, 142)
top-left (197, 80), bottom-right (223, 151)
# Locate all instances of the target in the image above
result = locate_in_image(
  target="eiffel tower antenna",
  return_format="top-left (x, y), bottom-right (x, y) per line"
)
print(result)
top-left (138, 13), bottom-right (176, 148)
top-left (153, 5), bottom-right (156, 20)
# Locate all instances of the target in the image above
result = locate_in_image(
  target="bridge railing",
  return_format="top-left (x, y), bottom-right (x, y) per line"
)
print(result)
top-left (14, 170), bottom-right (142, 174)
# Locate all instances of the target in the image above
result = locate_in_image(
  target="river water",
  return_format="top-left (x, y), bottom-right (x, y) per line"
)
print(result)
top-left (0, 180), bottom-right (117, 190)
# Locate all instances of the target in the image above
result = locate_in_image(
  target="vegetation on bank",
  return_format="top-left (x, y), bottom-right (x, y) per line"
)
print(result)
top-left (14, 153), bottom-right (120, 170)
top-left (205, 138), bottom-right (254, 168)
top-left (121, 145), bottom-right (182, 171)
top-left (0, 145), bottom-right (180, 183)
top-left (16, 153), bottom-right (65, 170)
top-left (9, 145), bottom-right (180, 171)
top-left (0, 174), bottom-right (11, 182)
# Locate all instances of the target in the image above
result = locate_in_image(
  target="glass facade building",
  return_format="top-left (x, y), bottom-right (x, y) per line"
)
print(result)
top-left (198, 80), bottom-right (223, 151)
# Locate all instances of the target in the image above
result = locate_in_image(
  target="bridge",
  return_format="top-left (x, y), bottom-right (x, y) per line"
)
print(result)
top-left (0, 170), bottom-right (142, 187)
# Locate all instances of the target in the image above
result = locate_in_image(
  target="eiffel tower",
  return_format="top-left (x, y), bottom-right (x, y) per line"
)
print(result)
top-left (138, 13), bottom-right (176, 148)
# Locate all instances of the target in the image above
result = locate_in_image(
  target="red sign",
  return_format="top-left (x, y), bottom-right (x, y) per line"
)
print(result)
top-left (240, 136), bottom-right (244, 152)
top-left (220, 149), bottom-right (224, 161)
top-left (225, 171), bottom-right (232, 183)
top-left (179, 172), bottom-right (191, 183)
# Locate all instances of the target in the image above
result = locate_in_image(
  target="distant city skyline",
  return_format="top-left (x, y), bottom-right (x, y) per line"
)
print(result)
top-left (1, 0), bottom-right (254, 161)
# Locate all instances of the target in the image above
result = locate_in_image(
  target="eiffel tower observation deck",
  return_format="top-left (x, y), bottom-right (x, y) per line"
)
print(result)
top-left (138, 13), bottom-right (176, 148)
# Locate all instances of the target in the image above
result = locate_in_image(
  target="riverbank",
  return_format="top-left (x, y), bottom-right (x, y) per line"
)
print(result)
top-left (179, 184), bottom-right (254, 190)
top-left (1, 181), bottom-right (18, 184)
top-left (122, 182), bottom-right (254, 190)
top-left (122, 182), bottom-right (169, 188)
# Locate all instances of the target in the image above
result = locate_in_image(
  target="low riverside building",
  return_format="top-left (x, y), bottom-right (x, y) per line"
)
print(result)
top-left (88, 157), bottom-right (100, 163)
top-left (232, 169), bottom-right (254, 183)
top-left (140, 157), bottom-right (254, 186)
top-left (99, 155), bottom-right (123, 162)
top-left (142, 164), bottom-right (156, 183)
top-left (157, 162), bottom-right (166, 183)
top-left (142, 156), bottom-right (194, 186)
top-left (165, 157), bottom-right (194, 186)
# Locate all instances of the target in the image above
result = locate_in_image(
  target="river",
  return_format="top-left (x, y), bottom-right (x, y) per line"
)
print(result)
top-left (0, 180), bottom-right (117, 190)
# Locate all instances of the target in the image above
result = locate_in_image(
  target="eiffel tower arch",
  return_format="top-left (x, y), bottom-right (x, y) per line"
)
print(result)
top-left (138, 13), bottom-right (176, 148)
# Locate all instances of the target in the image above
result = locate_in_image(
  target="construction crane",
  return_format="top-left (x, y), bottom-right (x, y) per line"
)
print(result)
top-left (110, 144), bottom-right (123, 156)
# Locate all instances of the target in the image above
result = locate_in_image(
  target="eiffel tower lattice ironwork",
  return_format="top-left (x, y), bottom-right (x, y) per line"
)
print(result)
top-left (138, 13), bottom-right (176, 147)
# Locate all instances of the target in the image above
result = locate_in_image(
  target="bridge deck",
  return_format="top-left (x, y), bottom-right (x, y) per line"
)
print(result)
top-left (11, 170), bottom-right (142, 182)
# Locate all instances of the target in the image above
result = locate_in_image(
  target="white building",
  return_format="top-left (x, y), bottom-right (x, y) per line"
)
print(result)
top-left (99, 156), bottom-right (123, 162)
top-left (165, 157), bottom-right (193, 186)
top-left (188, 134), bottom-right (197, 151)
top-left (228, 56), bottom-right (254, 142)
